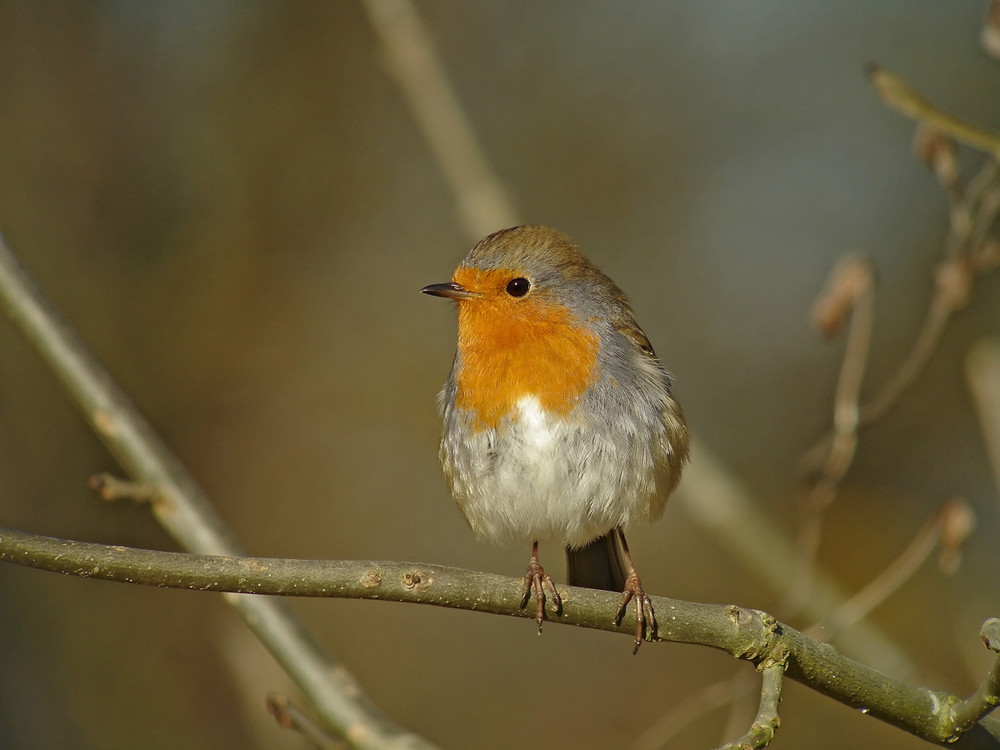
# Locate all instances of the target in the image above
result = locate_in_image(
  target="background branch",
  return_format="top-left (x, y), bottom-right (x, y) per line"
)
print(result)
top-left (0, 232), bottom-right (437, 750)
top-left (967, 339), bottom-right (1000, 500)
top-left (868, 66), bottom-right (1000, 157)
top-left (805, 497), bottom-right (975, 641)
top-left (784, 254), bottom-right (875, 613)
top-left (363, 0), bottom-right (918, 685)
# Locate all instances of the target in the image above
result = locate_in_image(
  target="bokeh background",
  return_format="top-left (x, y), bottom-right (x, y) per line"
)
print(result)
top-left (1, 3), bottom-right (999, 748)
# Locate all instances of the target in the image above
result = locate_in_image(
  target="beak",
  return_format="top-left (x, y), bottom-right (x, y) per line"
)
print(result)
top-left (420, 281), bottom-right (478, 300)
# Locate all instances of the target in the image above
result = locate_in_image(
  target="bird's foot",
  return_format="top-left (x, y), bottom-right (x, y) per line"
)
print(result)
top-left (520, 544), bottom-right (562, 633)
top-left (614, 569), bottom-right (656, 654)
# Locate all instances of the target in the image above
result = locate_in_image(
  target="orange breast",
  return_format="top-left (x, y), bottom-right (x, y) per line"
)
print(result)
top-left (452, 268), bottom-right (599, 430)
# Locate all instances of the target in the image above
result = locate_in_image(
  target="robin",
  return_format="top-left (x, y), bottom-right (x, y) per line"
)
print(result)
top-left (422, 225), bottom-right (689, 652)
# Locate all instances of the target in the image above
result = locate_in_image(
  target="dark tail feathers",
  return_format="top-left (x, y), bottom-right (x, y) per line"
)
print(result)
top-left (565, 530), bottom-right (628, 592)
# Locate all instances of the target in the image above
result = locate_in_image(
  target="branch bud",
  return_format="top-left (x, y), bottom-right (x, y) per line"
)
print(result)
top-left (811, 254), bottom-right (874, 338)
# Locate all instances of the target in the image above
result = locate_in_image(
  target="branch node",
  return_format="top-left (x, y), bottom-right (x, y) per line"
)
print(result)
top-left (267, 693), bottom-right (346, 749)
top-left (935, 258), bottom-right (974, 311)
top-left (88, 473), bottom-right (158, 504)
top-left (982, 0), bottom-right (1000, 60)
top-left (981, 618), bottom-right (1000, 654)
top-left (810, 254), bottom-right (874, 338)
top-left (915, 125), bottom-right (960, 191)
top-left (401, 569), bottom-right (433, 590)
top-left (938, 497), bottom-right (976, 574)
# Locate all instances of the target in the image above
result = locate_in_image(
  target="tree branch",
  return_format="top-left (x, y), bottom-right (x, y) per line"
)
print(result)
top-left (967, 339), bottom-right (1000, 501)
top-left (948, 620), bottom-right (1000, 736)
top-left (267, 694), bottom-right (347, 749)
top-left (868, 65), bottom-right (1000, 157)
top-left (784, 255), bottom-right (875, 613)
top-left (361, 0), bottom-right (520, 238)
top-left (715, 665), bottom-right (783, 750)
top-left (0, 232), bottom-right (437, 750)
top-left (2, 526), bottom-right (999, 748)
top-left (805, 498), bottom-right (975, 641)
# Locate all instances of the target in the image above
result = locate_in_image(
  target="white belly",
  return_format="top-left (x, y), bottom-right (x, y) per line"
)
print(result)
top-left (440, 395), bottom-right (666, 548)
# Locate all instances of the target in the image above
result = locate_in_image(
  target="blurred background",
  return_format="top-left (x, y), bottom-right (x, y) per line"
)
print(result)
top-left (1, 2), bottom-right (999, 748)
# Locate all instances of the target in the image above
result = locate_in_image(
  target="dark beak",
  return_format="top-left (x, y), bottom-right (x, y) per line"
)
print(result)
top-left (420, 282), bottom-right (478, 300)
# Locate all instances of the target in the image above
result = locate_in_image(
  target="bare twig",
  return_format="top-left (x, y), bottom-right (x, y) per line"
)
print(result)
top-left (675, 452), bottom-right (916, 678)
top-left (267, 695), bottom-right (346, 749)
top-left (947, 620), bottom-right (1000, 740)
top-left (631, 672), bottom-right (757, 750)
top-left (802, 99), bottom-right (1000, 478)
top-left (784, 255), bottom-right (875, 613)
top-left (360, 0), bottom-right (519, 238)
top-left (805, 498), bottom-right (975, 641)
top-left (0, 233), bottom-right (438, 750)
top-left (966, 339), bottom-right (1000, 500)
top-left (983, 0), bottom-right (1000, 60)
top-left (858, 156), bottom-right (999, 425)
top-left (812, 255), bottom-right (876, 498)
top-left (854, 288), bottom-right (947, 432)
top-left (868, 65), bottom-right (1000, 157)
top-left (89, 472), bottom-right (157, 503)
top-left (715, 665), bottom-right (784, 750)
top-left (916, 126), bottom-right (962, 200)
top-left (782, 74), bottom-right (1000, 657)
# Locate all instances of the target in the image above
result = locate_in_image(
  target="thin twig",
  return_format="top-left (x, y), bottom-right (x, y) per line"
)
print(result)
top-left (868, 65), bottom-right (1000, 157)
top-left (0, 233), bottom-right (437, 750)
top-left (89, 472), bottom-right (157, 503)
top-left (856, 290), bottom-right (953, 429)
top-left (947, 620), bottom-right (1000, 739)
top-left (983, 0), bottom-right (1000, 61)
top-left (966, 339), bottom-right (1000, 501)
top-left (801, 113), bottom-right (1000, 478)
top-left (804, 498), bottom-right (975, 641)
top-left (714, 665), bottom-right (784, 750)
top-left (784, 256), bottom-right (875, 614)
top-left (674, 452), bottom-right (916, 678)
top-left (631, 672), bottom-right (757, 750)
top-left (267, 695), bottom-right (347, 749)
top-left (858, 150), bottom-right (999, 424)
top-left (677, 498), bottom-right (975, 746)
top-left (813, 255), bottom-right (876, 501)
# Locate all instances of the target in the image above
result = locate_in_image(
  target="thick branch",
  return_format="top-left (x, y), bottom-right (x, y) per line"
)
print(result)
top-left (2, 527), bottom-right (999, 748)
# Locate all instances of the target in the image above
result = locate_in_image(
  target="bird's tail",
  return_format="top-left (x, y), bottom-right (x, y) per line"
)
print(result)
top-left (565, 530), bottom-right (628, 592)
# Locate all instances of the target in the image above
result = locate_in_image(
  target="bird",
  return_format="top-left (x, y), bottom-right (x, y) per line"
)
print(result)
top-left (422, 225), bottom-right (689, 653)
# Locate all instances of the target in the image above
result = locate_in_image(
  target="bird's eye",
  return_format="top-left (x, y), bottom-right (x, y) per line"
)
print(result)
top-left (505, 277), bottom-right (530, 297)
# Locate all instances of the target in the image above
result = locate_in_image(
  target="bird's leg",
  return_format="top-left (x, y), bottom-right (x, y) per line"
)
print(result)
top-left (612, 527), bottom-right (656, 654)
top-left (520, 541), bottom-right (562, 633)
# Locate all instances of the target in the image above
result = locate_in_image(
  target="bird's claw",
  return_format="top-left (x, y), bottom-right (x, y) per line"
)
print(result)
top-left (520, 556), bottom-right (562, 633)
top-left (614, 570), bottom-right (656, 654)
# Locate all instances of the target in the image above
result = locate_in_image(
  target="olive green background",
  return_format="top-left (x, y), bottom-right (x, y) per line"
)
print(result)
top-left (1, 3), bottom-right (998, 748)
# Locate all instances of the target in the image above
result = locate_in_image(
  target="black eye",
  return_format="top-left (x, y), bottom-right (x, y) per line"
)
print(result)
top-left (506, 277), bottom-right (530, 297)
